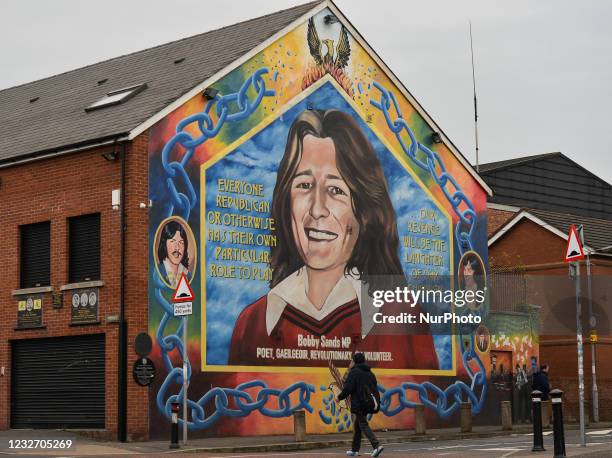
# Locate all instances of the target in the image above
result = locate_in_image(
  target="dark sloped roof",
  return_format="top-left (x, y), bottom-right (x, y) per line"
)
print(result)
top-left (526, 208), bottom-right (612, 251)
top-left (478, 152), bottom-right (560, 172)
top-left (478, 152), bottom-right (612, 220)
top-left (0, 1), bottom-right (321, 164)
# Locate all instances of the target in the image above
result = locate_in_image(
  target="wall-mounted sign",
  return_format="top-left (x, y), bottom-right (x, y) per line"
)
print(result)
top-left (52, 292), bottom-right (63, 309)
top-left (17, 295), bottom-right (43, 328)
top-left (70, 288), bottom-right (99, 324)
top-left (134, 332), bottom-right (153, 357)
top-left (133, 357), bottom-right (156, 386)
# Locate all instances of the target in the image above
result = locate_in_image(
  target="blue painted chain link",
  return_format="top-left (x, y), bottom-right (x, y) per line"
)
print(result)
top-left (378, 333), bottom-right (487, 419)
top-left (366, 81), bottom-right (487, 419)
top-left (160, 68), bottom-right (275, 219)
top-left (370, 82), bottom-right (477, 256)
top-left (155, 68), bottom-right (316, 429)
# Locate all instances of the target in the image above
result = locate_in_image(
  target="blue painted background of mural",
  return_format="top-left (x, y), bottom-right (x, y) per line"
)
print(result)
top-left (204, 81), bottom-right (452, 368)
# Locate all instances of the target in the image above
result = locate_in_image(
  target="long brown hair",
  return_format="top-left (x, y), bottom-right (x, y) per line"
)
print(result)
top-left (270, 109), bottom-right (403, 290)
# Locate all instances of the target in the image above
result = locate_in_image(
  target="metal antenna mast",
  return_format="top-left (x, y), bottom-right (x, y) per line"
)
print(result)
top-left (469, 20), bottom-right (480, 172)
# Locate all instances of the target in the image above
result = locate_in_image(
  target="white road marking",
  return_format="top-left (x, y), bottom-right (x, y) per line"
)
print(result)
top-left (587, 429), bottom-right (612, 435)
top-left (525, 430), bottom-right (553, 436)
top-left (395, 442), bottom-right (503, 452)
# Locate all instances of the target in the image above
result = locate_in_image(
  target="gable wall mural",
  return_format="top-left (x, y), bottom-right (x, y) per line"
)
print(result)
top-left (147, 7), bottom-right (533, 438)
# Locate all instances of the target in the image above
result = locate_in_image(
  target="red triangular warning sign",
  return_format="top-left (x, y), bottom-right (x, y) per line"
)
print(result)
top-left (564, 224), bottom-right (585, 262)
top-left (172, 272), bottom-right (194, 302)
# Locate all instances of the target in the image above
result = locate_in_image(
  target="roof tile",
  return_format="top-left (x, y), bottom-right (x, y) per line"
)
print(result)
top-left (0, 1), bottom-right (321, 163)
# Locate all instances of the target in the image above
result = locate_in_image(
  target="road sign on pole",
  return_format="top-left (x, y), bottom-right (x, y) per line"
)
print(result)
top-left (568, 225), bottom-right (586, 447)
top-left (565, 224), bottom-right (585, 262)
top-left (172, 272), bottom-right (195, 303)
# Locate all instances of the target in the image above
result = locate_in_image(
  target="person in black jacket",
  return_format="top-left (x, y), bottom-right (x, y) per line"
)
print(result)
top-left (337, 352), bottom-right (384, 457)
top-left (532, 364), bottom-right (551, 400)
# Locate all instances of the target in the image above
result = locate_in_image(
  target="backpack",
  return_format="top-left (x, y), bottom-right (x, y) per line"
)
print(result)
top-left (361, 379), bottom-right (381, 414)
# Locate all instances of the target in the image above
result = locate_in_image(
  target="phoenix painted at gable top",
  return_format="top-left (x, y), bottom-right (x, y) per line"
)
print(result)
top-left (303, 17), bottom-right (352, 94)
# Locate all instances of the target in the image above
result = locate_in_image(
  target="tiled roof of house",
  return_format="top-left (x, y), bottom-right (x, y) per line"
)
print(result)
top-left (526, 207), bottom-right (612, 252)
top-left (0, 1), bottom-right (321, 164)
top-left (479, 152), bottom-right (612, 220)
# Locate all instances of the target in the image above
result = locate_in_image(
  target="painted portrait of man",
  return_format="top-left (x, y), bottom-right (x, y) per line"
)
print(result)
top-left (458, 251), bottom-right (486, 310)
top-left (157, 220), bottom-right (191, 289)
top-left (228, 109), bottom-right (439, 369)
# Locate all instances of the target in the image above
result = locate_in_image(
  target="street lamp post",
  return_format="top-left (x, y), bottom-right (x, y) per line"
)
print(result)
top-left (581, 236), bottom-right (612, 425)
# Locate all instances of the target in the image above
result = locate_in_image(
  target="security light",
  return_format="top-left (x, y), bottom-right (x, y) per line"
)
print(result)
top-left (431, 132), bottom-right (442, 144)
top-left (102, 151), bottom-right (119, 161)
top-left (203, 87), bottom-right (219, 99)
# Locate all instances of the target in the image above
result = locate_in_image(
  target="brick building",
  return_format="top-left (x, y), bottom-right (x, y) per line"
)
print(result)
top-left (0, 2), bottom-right (321, 440)
top-left (2, 0), bottom-right (500, 440)
top-left (482, 153), bottom-right (612, 421)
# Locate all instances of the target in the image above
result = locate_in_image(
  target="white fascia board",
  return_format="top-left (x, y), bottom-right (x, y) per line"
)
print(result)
top-left (127, 1), bottom-right (330, 141)
top-left (487, 202), bottom-right (521, 212)
top-left (488, 210), bottom-right (593, 253)
top-left (326, 1), bottom-right (492, 197)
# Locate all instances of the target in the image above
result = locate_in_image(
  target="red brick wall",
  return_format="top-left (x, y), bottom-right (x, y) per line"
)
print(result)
top-left (489, 218), bottom-right (567, 267)
top-left (487, 207), bottom-right (516, 238)
top-left (0, 134), bottom-right (149, 439)
top-left (542, 339), bottom-right (612, 422)
top-left (124, 134), bottom-right (150, 440)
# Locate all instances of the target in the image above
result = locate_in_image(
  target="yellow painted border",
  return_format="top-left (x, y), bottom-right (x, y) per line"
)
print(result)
top-left (200, 75), bottom-right (456, 375)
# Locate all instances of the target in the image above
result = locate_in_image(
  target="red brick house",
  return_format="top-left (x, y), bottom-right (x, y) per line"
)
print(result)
top-left (482, 153), bottom-right (612, 421)
top-left (0, 2), bottom-right (320, 440)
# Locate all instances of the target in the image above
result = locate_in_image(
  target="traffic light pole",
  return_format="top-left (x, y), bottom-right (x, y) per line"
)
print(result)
top-left (586, 253), bottom-right (599, 423)
top-left (572, 261), bottom-right (586, 447)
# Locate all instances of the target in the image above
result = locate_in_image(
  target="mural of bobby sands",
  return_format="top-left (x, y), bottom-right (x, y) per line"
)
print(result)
top-left (229, 109), bottom-right (438, 370)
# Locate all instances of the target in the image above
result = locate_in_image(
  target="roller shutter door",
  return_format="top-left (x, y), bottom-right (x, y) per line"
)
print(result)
top-left (11, 334), bottom-right (105, 428)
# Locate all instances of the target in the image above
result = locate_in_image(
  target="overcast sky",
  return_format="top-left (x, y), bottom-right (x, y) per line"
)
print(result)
top-left (2, 0), bottom-right (611, 184)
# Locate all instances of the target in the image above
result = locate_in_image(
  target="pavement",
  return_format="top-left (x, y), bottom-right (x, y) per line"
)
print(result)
top-left (0, 423), bottom-right (611, 457)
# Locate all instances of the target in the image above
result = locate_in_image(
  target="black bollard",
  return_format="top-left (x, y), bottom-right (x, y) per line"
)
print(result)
top-left (531, 390), bottom-right (545, 452)
top-left (551, 389), bottom-right (566, 457)
top-left (170, 402), bottom-right (180, 449)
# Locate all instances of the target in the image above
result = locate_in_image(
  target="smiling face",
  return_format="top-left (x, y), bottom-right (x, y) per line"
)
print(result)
top-left (290, 134), bottom-right (360, 271)
top-left (165, 230), bottom-right (185, 266)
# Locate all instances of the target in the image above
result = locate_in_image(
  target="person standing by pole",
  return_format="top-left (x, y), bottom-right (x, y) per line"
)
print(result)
top-left (532, 364), bottom-right (552, 426)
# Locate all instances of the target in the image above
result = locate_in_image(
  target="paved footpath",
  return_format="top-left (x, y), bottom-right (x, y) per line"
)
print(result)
top-left (1, 424), bottom-right (611, 457)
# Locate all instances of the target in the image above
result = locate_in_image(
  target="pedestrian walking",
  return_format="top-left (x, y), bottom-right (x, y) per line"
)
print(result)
top-left (337, 352), bottom-right (384, 457)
